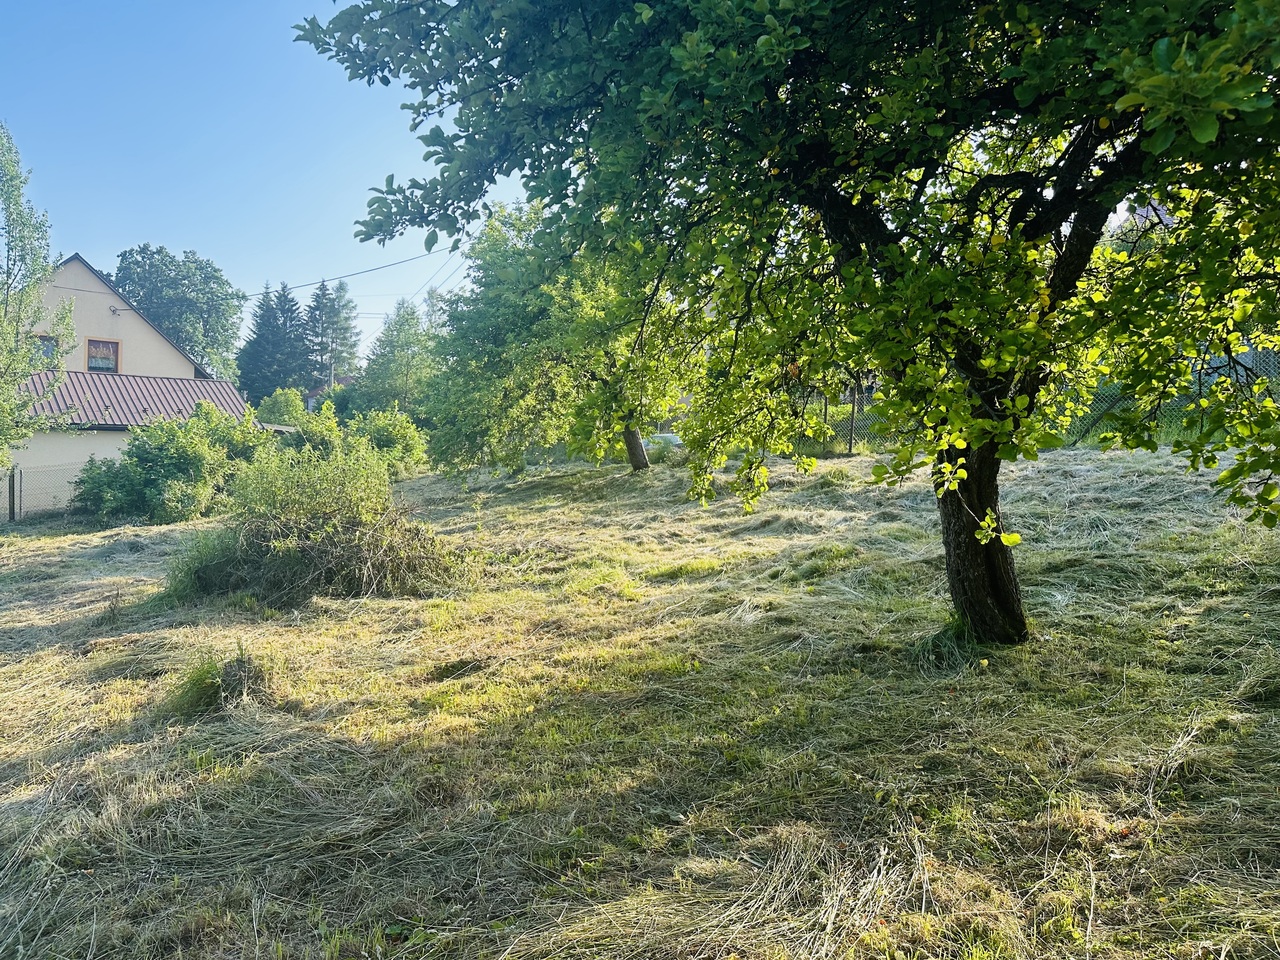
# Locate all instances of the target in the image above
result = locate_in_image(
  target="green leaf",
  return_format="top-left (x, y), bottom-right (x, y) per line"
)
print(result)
top-left (1188, 113), bottom-right (1220, 144)
top-left (999, 532), bottom-right (1022, 547)
top-left (1147, 124), bottom-right (1177, 154)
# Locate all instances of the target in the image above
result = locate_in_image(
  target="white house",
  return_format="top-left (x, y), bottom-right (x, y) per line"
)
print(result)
top-left (6, 254), bottom-right (245, 518)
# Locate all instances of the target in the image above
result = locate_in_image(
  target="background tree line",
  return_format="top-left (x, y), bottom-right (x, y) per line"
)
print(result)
top-left (236, 279), bottom-right (362, 403)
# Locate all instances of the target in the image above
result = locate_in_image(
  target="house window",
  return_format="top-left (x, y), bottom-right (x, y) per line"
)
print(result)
top-left (87, 339), bottom-right (120, 373)
top-left (36, 335), bottom-right (58, 359)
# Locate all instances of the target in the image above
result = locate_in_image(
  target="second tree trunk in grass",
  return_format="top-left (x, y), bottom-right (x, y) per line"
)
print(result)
top-left (623, 425), bottom-right (650, 472)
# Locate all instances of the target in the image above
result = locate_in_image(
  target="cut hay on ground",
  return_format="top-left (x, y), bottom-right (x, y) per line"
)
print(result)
top-left (1, 449), bottom-right (1278, 959)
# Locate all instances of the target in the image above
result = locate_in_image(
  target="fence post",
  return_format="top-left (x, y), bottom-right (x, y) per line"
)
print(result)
top-left (7, 467), bottom-right (15, 523)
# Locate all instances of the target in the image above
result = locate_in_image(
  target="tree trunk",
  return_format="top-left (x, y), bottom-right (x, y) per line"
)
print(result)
top-left (622, 425), bottom-right (650, 472)
top-left (935, 442), bottom-right (1029, 645)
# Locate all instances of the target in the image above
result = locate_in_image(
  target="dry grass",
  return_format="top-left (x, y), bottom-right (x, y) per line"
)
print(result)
top-left (1, 449), bottom-right (1279, 959)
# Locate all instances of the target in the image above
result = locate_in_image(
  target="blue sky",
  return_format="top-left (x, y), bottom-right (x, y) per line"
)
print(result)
top-left (1, 2), bottom-right (508, 351)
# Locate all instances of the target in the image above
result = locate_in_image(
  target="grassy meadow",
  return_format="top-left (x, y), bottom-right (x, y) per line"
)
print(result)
top-left (2, 449), bottom-right (1279, 959)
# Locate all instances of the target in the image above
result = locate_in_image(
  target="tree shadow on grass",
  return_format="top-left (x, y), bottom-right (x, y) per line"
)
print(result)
top-left (3, 596), bottom-right (1278, 960)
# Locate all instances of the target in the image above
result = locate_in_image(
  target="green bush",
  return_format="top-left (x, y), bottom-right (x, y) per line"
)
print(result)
top-left (256, 387), bottom-right (308, 428)
top-left (280, 400), bottom-right (344, 456)
top-left (168, 442), bottom-right (467, 605)
top-left (347, 405), bottom-right (427, 477)
top-left (71, 404), bottom-right (238, 523)
top-left (210, 403), bottom-right (275, 462)
top-left (71, 456), bottom-right (146, 521)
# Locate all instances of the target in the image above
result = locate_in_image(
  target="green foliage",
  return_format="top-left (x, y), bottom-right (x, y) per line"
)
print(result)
top-left (170, 442), bottom-right (467, 604)
top-left (347, 405), bottom-right (426, 476)
top-left (301, 0), bottom-right (1280, 638)
top-left (256, 387), bottom-right (308, 428)
top-left (0, 121), bottom-right (73, 467)
top-left (347, 296), bottom-right (438, 419)
top-left (305, 280), bottom-right (362, 387)
top-left (70, 403), bottom-right (264, 524)
top-left (69, 456), bottom-right (147, 522)
top-left (236, 285), bottom-right (311, 403)
top-left (233, 440), bottom-right (390, 528)
top-left (423, 205), bottom-right (689, 471)
top-left (258, 391), bottom-right (347, 457)
top-left (109, 243), bottom-right (247, 381)
top-left (280, 400), bottom-right (344, 456)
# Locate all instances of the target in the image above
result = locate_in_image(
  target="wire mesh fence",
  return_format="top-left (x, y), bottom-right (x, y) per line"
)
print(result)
top-left (792, 349), bottom-right (1280, 459)
top-left (4, 463), bottom-right (81, 523)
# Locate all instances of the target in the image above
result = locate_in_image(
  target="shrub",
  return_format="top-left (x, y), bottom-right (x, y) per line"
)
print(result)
top-left (255, 388), bottom-right (308, 428)
top-left (71, 405), bottom-right (237, 523)
top-left (207, 403), bottom-right (275, 462)
top-left (280, 400), bottom-right (344, 456)
top-left (71, 456), bottom-right (146, 521)
top-left (169, 442), bottom-right (467, 605)
top-left (347, 406), bottom-right (427, 477)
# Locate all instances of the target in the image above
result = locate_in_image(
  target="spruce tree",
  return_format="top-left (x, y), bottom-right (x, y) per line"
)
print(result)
top-left (305, 280), bottom-right (361, 391)
top-left (236, 285), bottom-right (283, 404)
top-left (236, 284), bottom-right (311, 402)
top-left (272, 284), bottom-right (310, 392)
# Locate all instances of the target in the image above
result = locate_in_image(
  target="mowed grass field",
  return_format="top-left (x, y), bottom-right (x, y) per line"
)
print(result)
top-left (2, 449), bottom-right (1279, 960)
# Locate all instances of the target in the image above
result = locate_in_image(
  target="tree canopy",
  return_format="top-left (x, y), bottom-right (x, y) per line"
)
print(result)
top-left (424, 204), bottom-right (687, 471)
top-left (301, 0), bottom-right (1280, 643)
top-left (352, 296), bottom-right (439, 421)
top-left (0, 122), bottom-right (72, 468)
top-left (110, 243), bottom-right (246, 381)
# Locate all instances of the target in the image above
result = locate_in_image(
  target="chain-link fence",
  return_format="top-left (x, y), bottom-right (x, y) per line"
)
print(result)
top-left (793, 349), bottom-right (1280, 458)
top-left (4, 463), bottom-right (81, 523)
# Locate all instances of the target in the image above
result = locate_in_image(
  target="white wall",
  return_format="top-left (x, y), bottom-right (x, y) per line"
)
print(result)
top-left (42, 257), bottom-right (199, 379)
top-left (7, 429), bottom-right (130, 515)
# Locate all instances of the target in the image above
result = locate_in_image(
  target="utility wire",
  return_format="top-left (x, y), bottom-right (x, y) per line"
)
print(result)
top-left (407, 244), bottom-right (465, 301)
top-left (53, 250), bottom-right (444, 305)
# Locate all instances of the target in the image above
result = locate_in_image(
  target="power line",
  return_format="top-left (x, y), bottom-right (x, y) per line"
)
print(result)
top-left (55, 250), bottom-right (444, 305)
top-left (407, 244), bottom-right (466, 301)
top-left (280, 251), bottom-right (439, 293)
top-left (434, 257), bottom-right (467, 291)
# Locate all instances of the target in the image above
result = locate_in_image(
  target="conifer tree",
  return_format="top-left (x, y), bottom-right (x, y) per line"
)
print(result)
top-left (236, 286), bottom-right (283, 404)
top-left (236, 284), bottom-right (310, 403)
top-left (273, 284), bottom-right (310, 391)
top-left (305, 280), bottom-right (361, 390)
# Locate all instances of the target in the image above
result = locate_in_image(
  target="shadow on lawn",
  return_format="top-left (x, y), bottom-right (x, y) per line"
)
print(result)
top-left (4, 596), bottom-right (1278, 960)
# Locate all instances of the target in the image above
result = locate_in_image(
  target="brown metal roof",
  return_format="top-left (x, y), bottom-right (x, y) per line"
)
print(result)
top-left (22, 370), bottom-right (246, 428)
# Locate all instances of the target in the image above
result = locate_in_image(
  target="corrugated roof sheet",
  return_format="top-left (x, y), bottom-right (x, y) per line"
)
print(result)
top-left (22, 371), bottom-right (246, 428)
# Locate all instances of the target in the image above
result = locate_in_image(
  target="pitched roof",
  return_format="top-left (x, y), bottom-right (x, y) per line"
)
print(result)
top-left (22, 370), bottom-right (246, 428)
top-left (57, 253), bottom-right (215, 380)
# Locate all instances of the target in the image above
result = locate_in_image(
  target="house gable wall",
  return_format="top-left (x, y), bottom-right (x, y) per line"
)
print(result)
top-left (42, 257), bottom-right (199, 379)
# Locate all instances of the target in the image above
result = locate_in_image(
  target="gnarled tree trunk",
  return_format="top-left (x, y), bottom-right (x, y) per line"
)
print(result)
top-left (935, 441), bottom-right (1029, 645)
top-left (622, 424), bottom-right (650, 472)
